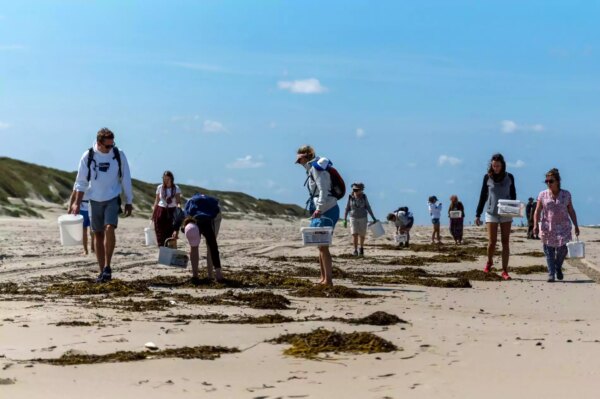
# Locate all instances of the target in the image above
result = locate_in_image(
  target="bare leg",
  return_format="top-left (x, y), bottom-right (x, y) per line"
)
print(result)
top-left (94, 231), bottom-right (105, 273)
top-left (359, 235), bottom-right (365, 247)
top-left (90, 229), bottom-right (95, 253)
top-left (318, 251), bottom-right (325, 284)
top-left (500, 222), bottom-right (512, 272)
top-left (319, 246), bottom-right (333, 285)
top-left (435, 224), bottom-right (441, 243)
top-left (352, 234), bottom-right (358, 251)
top-left (189, 246), bottom-right (200, 278)
top-left (486, 222), bottom-right (499, 265)
top-left (104, 225), bottom-right (116, 267)
top-left (82, 227), bottom-right (89, 255)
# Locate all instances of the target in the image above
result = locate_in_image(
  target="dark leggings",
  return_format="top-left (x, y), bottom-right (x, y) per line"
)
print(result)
top-left (196, 218), bottom-right (222, 269)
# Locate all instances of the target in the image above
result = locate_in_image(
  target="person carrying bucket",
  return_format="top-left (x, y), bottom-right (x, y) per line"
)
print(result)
top-left (343, 182), bottom-right (377, 256)
top-left (70, 128), bottom-right (133, 283)
top-left (151, 171), bottom-right (182, 247)
top-left (296, 145), bottom-right (341, 286)
top-left (428, 196), bottom-right (443, 244)
top-left (172, 193), bottom-right (223, 284)
top-left (387, 207), bottom-right (414, 247)
top-left (533, 168), bottom-right (580, 282)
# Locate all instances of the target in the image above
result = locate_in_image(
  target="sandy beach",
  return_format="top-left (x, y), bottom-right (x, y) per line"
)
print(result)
top-left (1, 204), bottom-right (600, 399)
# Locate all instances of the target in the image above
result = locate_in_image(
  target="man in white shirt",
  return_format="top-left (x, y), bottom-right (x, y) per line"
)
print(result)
top-left (69, 128), bottom-right (133, 282)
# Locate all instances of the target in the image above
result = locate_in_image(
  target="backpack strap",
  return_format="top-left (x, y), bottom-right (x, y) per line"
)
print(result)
top-left (86, 147), bottom-right (95, 182)
top-left (86, 146), bottom-right (122, 181)
top-left (112, 146), bottom-right (122, 180)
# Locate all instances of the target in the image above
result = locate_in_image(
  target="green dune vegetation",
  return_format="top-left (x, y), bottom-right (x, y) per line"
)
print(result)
top-left (0, 157), bottom-right (305, 218)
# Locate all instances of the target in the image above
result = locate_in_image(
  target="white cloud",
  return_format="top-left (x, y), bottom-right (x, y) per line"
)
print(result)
top-left (501, 120), bottom-right (545, 133)
top-left (226, 155), bottom-right (265, 169)
top-left (269, 121), bottom-right (277, 129)
top-left (277, 78), bottom-right (327, 94)
top-left (438, 155), bottom-right (462, 166)
top-left (356, 128), bottom-right (365, 138)
top-left (0, 121), bottom-right (10, 130)
top-left (508, 160), bottom-right (526, 168)
top-left (203, 119), bottom-right (227, 133)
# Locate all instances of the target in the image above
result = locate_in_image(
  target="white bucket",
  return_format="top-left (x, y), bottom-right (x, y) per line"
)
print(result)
top-left (497, 200), bottom-right (525, 217)
top-left (394, 233), bottom-right (408, 244)
top-left (368, 221), bottom-right (385, 238)
top-left (301, 227), bottom-right (333, 246)
top-left (57, 214), bottom-right (84, 246)
top-left (567, 240), bottom-right (585, 259)
top-left (144, 227), bottom-right (157, 246)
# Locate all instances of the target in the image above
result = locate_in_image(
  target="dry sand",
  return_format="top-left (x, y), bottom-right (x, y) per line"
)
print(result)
top-left (1, 204), bottom-right (600, 399)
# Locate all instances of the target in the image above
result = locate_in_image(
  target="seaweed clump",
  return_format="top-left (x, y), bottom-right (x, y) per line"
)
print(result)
top-left (516, 251), bottom-right (545, 258)
top-left (448, 270), bottom-right (503, 281)
top-left (269, 328), bottom-right (398, 358)
top-left (47, 280), bottom-right (149, 297)
top-left (347, 311), bottom-right (407, 326)
top-left (55, 321), bottom-right (94, 327)
top-left (221, 291), bottom-right (291, 310)
top-left (35, 346), bottom-right (240, 365)
top-left (219, 313), bottom-right (295, 324)
top-left (509, 265), bottom-right (548, 274)
top-left (291, 285), bottom-right (372, 298)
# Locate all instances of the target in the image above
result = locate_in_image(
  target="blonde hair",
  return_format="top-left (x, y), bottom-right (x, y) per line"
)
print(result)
top-left (297, 145), bottom-right (315, 159)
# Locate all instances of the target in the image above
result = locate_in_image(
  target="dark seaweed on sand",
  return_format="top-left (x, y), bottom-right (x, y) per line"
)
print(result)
top-left (291, 284), bottom-right (373, 298)
top-left (268, 328), bottom-right (398, 358)
top-left (34, 346), bottom-right (240, 365)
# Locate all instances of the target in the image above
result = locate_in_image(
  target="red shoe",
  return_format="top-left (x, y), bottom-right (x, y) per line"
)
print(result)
top-left (484, 262), bottom-right (493, 273)
top-left (501, 271), bottom-right (511, 280)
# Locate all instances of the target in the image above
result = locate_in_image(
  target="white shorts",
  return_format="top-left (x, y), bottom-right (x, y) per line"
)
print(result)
top-left (485, 213), bottom-right (513, 224)
top-left (350, 217), bottom-right (368, 236)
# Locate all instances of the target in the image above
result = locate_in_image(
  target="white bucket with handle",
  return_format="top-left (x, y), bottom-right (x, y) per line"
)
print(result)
top-left (368, 220), bottom-right (385, 238)
top-left (158, 239), bottom-right (188, 267)
top-left (144, 221), bottom-right (157, 246)
top-left (567, 238), bottom-right (585, 259)
top-left (58, 214), bottom-right (84, 246)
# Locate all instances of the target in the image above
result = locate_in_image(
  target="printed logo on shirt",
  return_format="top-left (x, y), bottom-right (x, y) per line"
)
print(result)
top-left (98, 162), bottom-right (110, 172)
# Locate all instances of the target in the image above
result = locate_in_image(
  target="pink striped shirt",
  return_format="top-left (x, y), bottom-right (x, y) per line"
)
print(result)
top-left (538, 189), bottom-right (572, 247)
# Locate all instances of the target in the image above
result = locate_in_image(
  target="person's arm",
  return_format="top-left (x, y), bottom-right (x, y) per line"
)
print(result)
top-left (475, 175), bottom-right (489, 220)
top-left (313, 169), bottom-right (331, 215)
top-left (70, 152), bottom-right (89, 215)
top-left (365, 195), bottom-right (376, 221)
top-left (509, 173), bottom-right (517, 201)
top-left (343, 196), bottom-right (351, 220)
top-left (533, 196), bottom-right (543, 235)
top-left (119, 150), bottom-right (134, 216)
top-left (566, 193), bottom-right (580, 236)
top-left (175, 193), bottom-right (182, 208)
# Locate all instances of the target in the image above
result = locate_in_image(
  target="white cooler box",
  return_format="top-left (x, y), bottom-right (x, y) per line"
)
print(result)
top-left (301, 227), bottom-right (333, 246)
top-left (497, 200), bottom-right (525, 217)
top-left (567, 240), bottom-right (585, 259)
top-left (449, 210), bottom-right (462, 219)
top-left (394, 233), bottom-right (408, 244)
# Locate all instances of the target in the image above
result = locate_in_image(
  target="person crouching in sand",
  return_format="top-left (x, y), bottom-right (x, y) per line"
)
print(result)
top-left (296, 145), bottom-right (340, 285)
top-left (173, 193), bottom-right (223, 284)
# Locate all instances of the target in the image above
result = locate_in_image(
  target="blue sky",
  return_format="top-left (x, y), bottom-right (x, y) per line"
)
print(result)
top-left (1, 1), bottom-right (599, 224)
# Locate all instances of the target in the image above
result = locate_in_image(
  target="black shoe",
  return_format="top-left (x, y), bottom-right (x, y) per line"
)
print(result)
top-left (358, 247), bottom-right (364, 256)
top-left (100, 266), bottom-right (112, 282)
top-left (547, 276), bottom-right (555, 283)
top-left (556, 269), bottom-right (564, 280)
top-left (95, 271), bottom-right (104, 283)
top-left (352, 249), bottom-right (358, 256)
top-left (190, 276), bottom-right (202, 286)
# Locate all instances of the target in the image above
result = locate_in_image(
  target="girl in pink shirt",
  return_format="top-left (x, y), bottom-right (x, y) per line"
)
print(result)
top-left (533, 168), bottom-right (580, 282)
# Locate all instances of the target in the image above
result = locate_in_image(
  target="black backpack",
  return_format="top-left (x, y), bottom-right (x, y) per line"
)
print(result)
top-left (86, 146), bottom-right (122, 181)
top-left (86, 146), bottom-right (124, 213)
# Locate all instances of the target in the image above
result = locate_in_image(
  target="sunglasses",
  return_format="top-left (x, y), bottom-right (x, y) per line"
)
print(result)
top-left (545, 179), bottom-right (556, 184)
top-left (101, 142), bottom-right (115, 149)
top-left (353, 189), bottom-right (362, 192)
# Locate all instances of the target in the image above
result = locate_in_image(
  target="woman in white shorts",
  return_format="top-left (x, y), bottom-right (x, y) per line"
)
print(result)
top-left (475, 153), bottom-right (517, 281)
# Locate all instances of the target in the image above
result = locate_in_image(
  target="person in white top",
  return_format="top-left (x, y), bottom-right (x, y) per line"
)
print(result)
top-left (428, 195), bottom-right (442, 244)
top-left (70, 128), bottom-right (133, 283)
top-left (152, 171), bottom-right (182, 247)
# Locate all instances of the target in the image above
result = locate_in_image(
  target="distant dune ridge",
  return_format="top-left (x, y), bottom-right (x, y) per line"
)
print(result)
top-left (0, 157), bottom-right (305, 218)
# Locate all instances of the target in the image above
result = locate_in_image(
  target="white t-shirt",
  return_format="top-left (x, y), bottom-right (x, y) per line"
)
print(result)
top-left (156, 184), bottom-right (181, 208)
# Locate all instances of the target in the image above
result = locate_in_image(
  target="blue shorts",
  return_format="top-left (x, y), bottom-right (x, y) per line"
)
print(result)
top-left (432, 218), bottom-right (440, 225)
top-left (89, 196), bottom-right (120, 233)
top-left (80, 209), bottom-right (90, 228)
top-left (310, 204), bottom-right (340, 229)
